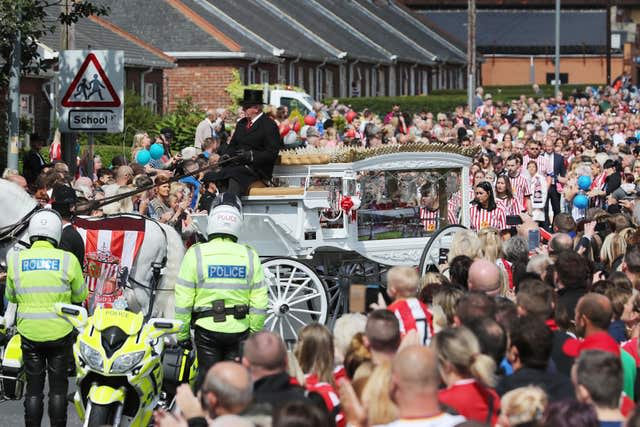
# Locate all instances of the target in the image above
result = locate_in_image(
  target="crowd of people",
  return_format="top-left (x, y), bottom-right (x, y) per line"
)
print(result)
top-left (6, 81), bottom-right (640, 427)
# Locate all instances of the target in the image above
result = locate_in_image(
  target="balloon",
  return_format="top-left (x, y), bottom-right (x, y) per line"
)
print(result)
top-left (280, 125), bottom-right (290, 137)
top-left (149, 143), bottom-right (164, 160)
top-left (283, 131), bottom-right (297, 146)
top-left (293, 121), bottom-right (301, 132)
top-left (136, 149), bottom-right (151, 165)
top-left (346, 111), bottom-right (357, 123)
top-left (304, 115), bottom-right (316, 126)
top-left (577, 175), bottom-right (592, 191)
top-left (300, 125), bottom-right (309, 139)
top-left (573, 194), bottom-right (589, 209)
top-left (346, 129), bottom-right (356, 138)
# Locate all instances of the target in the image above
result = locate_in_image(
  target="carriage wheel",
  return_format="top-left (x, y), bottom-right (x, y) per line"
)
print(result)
top-left (262, 258), bottom-right (329, 343)
top-left (418, 224), bottom-right (467, 277)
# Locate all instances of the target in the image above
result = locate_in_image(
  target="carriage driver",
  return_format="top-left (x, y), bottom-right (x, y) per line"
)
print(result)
top-left (174, 193), bottom-right (267, 387)
top-left (5, 209), bottom-right (87, 427)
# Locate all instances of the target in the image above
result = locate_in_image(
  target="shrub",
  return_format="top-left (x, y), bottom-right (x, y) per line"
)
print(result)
top-left (154, 97), bottom-right (202, 152)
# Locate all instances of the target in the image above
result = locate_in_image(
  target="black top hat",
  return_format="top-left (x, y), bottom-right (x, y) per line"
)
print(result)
top-left (240, 89), bottom-right (264, 107)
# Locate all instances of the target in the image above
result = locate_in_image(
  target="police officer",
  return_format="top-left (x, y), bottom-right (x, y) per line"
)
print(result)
top-left (175, 194), bottom-right (267, 387)
top-left (5, 209), bottom-right (87, 427)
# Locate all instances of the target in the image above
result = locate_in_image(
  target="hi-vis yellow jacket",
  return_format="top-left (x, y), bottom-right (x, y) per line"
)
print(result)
top-left (175, 237), bottom-right (267, 341)
top-left (5, 240), bottom-right (86, 342)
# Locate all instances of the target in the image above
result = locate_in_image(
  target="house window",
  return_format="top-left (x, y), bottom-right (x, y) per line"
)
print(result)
top-left (420, 70), bottom-right (429, 94)
top-left (325, 69), bottom-right (334, 98)
top-left (298, 66), bottom-right (304, 88)
top-left (20, 94), bottom-right (34, 133)
top-left (238, 68), bottom-right (246, 85)
top-left (144, 83), bottom-right (158, 114)
top-left (259, 69), bottom-right (270, 84)
top-left (546, 73), bottom-right (568, 84)
top-left (277, 64), bottom-right (285, 84)
top-left (308, 68), bottom-right (315, 98)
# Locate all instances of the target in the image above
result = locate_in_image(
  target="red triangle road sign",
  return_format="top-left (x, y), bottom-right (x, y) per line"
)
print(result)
top-left (61, 53), bottom-right (122, 108)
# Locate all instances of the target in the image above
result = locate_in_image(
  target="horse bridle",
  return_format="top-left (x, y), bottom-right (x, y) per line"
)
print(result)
top-left (0, 206), bottom-right (40, 247)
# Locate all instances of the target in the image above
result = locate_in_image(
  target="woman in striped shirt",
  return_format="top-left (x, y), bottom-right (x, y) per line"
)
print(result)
top-left (469, 181), bottom-right (506, 231)
top-left (494, 175), bottom-right (519, 216)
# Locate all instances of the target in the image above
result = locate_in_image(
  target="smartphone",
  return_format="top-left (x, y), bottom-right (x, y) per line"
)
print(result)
top-left (506, 215), bottom-right (523, 226)
top-left (528, 229), bottom-right (540, 252)
top-left (438, 248), bottom-right (450, 265)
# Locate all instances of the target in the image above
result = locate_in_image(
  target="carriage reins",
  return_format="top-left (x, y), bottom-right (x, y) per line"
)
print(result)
top-left (79, 154), bottom-right (241, 214)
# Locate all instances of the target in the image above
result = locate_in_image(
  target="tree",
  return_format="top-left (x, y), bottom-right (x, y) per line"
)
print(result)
top-left (0, 0), bottom-right (109, 88)
top-left (0, 0), bottom-right (108, 167)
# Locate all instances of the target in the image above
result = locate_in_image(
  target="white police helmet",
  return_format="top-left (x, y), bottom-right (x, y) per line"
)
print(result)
top-left (206, 193), bottom-right (243, 239)
top-left (28, 209), bottom-right (63, 246)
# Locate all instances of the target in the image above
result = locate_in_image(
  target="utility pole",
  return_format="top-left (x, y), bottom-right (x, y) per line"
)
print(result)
top-left (606, 0), bottom-right (612, 85)
top-left (554, 0), bottom-right (561, 97)
top-left (7, 2), bottom-right (22, 171)
top-left (467, 0), bottom-right (476, 111)
top-left (61, 0), bottom-right (77, 175)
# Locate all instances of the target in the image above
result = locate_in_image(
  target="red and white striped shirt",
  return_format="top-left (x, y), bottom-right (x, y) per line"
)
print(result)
top-left (509, 174), bottom-right (530, 212)
top-left (496, 197), bottom-right (520, 216)
top-left (592, 173), bottom-right (606, 191)
top-left (419, 208), bottom-right (439, 232)
top-left (522, 155), bottom-right (549, 177)
top-left (388, 298), bottom-right (434, 345)
top-left (303, 374), bottom-right (345, 427)
top-left (469, 204), bottom-right (506, 230)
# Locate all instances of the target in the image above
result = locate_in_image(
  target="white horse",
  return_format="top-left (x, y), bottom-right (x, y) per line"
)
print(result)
top-left (0, 179), bottom-right (184, 321)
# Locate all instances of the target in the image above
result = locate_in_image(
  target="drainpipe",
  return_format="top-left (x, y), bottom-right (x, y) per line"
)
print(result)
top-left (42, 80), bottom-right (56, 141)
top-left (315, 58), bottom-right (328, 100)
top-left (140, 67), bottom-right (153, 107)
top-left (349, 59), bottom-right (359, 96)
top-left (248, 58), bottom-right (259, 84)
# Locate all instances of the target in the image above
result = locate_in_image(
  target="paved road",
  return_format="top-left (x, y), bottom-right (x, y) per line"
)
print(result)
top-left (0, 380), bottom-right (82, 427)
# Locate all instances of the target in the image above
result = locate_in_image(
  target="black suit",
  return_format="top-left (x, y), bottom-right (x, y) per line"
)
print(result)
top-left (22, 149), bottom-right (46, 187)
top-left (217, 114), bottom-right (280, 195)
top-left (544, 152), bottom-right (566, 226)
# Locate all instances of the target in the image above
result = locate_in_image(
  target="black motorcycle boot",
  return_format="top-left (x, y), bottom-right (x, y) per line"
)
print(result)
top-left (24, 395), bottom-right (44, 427)
top-left (48, 394), bottom-right (68, 427)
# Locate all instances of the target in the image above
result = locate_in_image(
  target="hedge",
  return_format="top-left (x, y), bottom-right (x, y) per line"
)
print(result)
top-left (37, 143), bottom-right (131, 169)
top-left (334, 84), bottom-right (598, 116)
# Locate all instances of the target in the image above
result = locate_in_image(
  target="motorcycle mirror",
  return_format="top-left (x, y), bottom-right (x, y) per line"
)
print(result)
top-left (54, 303), bottom-right (88, 330)
top-left (144, 318), bottom-right (182, 341)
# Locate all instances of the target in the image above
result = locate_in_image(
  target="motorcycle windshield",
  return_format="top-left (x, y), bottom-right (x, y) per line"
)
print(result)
top-left (92, 308), bottom-right (143, 336)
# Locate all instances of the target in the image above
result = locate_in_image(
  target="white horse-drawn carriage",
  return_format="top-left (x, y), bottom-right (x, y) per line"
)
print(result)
top-left (194, 144), bottom-right (476, 341)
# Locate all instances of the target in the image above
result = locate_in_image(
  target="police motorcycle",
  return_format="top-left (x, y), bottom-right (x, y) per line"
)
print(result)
top-left (54, 303), bottom-right (197, 426)
top-left (0, 309), bottom-right (26, 401)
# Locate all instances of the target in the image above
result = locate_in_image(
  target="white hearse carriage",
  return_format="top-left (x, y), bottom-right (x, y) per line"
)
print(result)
top-left (194, 144), bottom-right (476, 340)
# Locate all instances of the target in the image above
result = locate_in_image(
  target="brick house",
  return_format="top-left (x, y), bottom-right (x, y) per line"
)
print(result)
top-left (96, 0), bottom-right (470, 111)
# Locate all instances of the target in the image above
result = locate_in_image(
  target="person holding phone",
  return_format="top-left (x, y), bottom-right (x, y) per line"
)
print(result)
top-left (469, 181), bottom-right (506, 231)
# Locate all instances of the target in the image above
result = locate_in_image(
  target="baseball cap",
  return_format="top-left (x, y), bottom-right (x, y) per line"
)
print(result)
top-left (562, 331), bottom-right (620, 358)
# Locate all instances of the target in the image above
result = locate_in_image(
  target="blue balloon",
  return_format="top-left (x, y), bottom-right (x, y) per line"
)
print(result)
top-left (577, 175), bottom-right (592, 191)
top-left (136, 149), bottom-right (151, 165)
top-left (573, 194), bottom-right (589, 209)
top-left (150, 143), bottom-right (164, 160)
